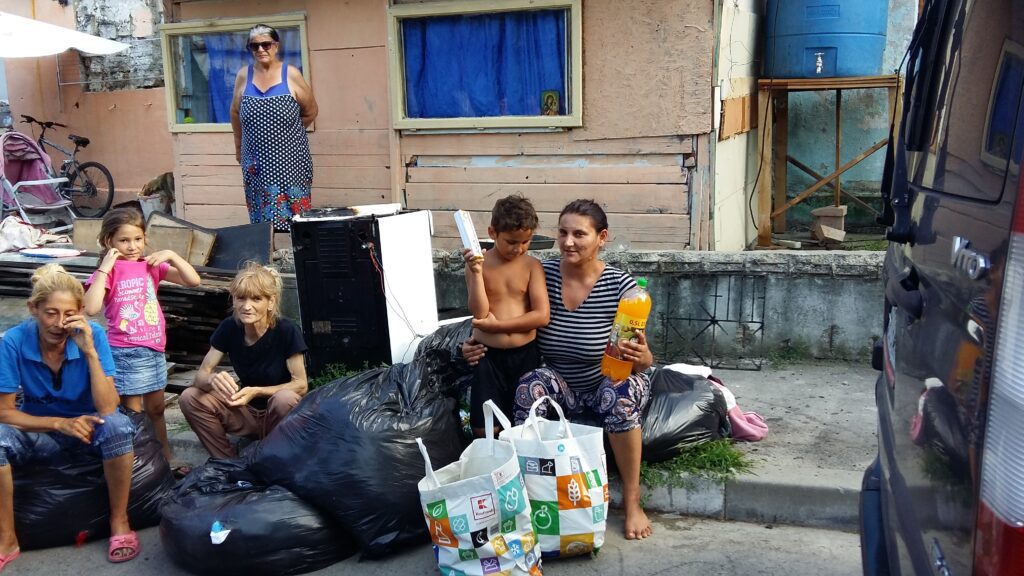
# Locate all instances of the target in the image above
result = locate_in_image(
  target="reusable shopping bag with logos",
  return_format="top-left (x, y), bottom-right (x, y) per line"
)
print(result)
top-left (416, 402), bottom-right (542, 576)
top-left (495, 397), bottom-right (608, 558)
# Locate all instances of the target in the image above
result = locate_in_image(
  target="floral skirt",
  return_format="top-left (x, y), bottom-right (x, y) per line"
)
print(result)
top-left (513, 367), bottom-right (651, 433)
top-left (244, 182), bottom-right (312, 233)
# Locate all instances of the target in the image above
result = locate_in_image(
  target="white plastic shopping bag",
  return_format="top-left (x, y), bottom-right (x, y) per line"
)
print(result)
top-left (496, 397), bottom-right (608, 558)
top-left (417, 403), bottom-right (542, 576)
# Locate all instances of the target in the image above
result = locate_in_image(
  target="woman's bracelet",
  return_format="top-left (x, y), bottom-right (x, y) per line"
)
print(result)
top-left (95, 269), bottom-right (110, 276)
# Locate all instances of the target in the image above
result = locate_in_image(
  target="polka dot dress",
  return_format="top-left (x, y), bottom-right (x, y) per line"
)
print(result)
top-left (239, 62), bottom-right (313, 232)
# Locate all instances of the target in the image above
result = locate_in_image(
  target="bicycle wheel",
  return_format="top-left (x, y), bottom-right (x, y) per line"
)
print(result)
top-left (66, 161), bottom-right (114, 218)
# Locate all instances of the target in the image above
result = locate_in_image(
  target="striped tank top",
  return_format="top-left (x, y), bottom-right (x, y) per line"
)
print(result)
top-left (536, 259), bottom-right (637, 392)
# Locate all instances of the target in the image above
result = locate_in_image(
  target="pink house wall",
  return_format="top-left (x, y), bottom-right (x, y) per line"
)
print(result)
top-left (1, 0), bottom-right (174, 204)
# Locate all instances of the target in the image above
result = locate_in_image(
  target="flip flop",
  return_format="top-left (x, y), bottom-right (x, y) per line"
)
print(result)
top-left (0, 548), bottom-right (20, 572)
top-left (108, 531), bottom-right (139, 563)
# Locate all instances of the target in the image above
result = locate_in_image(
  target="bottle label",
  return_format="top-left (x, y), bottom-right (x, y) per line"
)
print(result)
top-left (605, 312), bottom-right (647, 360)
top-left (612, 312), bottom-right (647, 340)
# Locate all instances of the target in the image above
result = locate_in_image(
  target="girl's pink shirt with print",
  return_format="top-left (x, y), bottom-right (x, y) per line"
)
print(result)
top-left (87, 259), bottom-right (170, 352)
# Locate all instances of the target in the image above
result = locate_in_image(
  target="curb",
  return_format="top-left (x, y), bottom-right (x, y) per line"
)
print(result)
top-left (609, 467), bottom-right (859, 532)
top-left (172, 431), bottom-right (860, 532)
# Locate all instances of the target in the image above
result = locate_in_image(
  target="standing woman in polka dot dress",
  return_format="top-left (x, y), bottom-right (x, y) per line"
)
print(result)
top-left (230, 24), bottom-right (318, 232)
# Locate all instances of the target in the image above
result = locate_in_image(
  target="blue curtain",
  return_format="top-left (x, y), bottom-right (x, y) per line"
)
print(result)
top-left (402, 10), bottom-right (567, 118)
top-left (205, 29), bottom-right (303, 123)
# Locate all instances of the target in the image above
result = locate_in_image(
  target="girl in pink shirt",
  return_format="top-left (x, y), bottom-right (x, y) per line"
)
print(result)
top-left (84, 208), bottom-right (201, 464)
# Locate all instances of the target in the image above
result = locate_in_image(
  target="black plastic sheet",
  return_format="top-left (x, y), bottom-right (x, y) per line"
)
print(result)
top-left (641, 369), bottom-right (731, 463)
top-left (160, 458), bottom-right (356, 576)
top-left (250, 350), bottom-right (466, 558)
top-left (414, 318), bottom-right (474, 365)
top-left (13, 411), bottom-right (174, 550)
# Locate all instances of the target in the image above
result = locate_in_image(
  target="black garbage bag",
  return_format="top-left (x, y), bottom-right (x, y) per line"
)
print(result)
top-left (641, 369), bottom-right (731, 463)
top-left (250, 349), bottom-right (466, 558)
top-left (160, 459), bottom-right (356, 576)
top-left (13, 411), bottom-right (174, 550)
top-left (414, 318), bottom-right (474, 364)
top-left (414, 318), bottom-right (475, 420)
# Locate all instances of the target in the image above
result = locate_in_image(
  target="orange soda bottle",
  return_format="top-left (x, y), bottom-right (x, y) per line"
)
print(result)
top-left (600, 277), bottom-right (652, 381)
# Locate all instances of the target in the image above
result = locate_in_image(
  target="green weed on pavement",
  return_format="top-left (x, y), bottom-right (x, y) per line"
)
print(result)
top-left (640, 439), bottom-right (753, 495)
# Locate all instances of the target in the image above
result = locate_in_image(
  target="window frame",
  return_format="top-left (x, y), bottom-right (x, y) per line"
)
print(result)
top-left (158, 13), bottom-right (312, 133)
top-left (386, 0), bottom-right (583, 131)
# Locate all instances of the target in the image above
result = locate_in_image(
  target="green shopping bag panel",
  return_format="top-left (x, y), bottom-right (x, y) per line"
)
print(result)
top-left (500, 398), bottom-right (609, 560)
top-left (418, 434), bottom-right (544, 575)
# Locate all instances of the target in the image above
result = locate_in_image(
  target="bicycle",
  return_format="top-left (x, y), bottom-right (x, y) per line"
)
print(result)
top-left (19, 114), bottom-right (114, 218)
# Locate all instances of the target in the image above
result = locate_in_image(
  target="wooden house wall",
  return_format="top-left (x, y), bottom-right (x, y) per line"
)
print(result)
top-left (173, 0), bottom-right (714, 250)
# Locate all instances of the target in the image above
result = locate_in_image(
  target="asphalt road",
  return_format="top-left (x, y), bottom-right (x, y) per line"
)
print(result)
top-left (9, 511), bottom-right (862, 576)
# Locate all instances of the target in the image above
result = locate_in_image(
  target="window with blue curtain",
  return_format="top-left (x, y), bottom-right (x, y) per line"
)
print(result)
top-left (169, 28), bottom-right (303, 124)
top-left (401, 9), bottom-right (568, 119)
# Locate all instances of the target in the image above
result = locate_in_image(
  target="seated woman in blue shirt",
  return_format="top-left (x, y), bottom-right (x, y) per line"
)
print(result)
top-left (0, 264), bottom-right (139, 569)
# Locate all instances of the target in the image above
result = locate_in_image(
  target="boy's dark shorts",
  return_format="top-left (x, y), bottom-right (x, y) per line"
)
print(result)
top-left (469, 340), bottom-right (541, 429)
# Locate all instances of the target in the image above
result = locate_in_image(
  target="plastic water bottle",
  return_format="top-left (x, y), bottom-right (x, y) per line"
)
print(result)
top-left (600, 277), bottom-right (652, 381)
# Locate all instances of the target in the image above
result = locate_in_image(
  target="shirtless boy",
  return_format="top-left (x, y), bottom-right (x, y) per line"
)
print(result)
top-left (464, 195), bottom-right (550, 437)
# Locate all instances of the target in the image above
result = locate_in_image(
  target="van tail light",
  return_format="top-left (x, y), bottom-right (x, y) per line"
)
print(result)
top-left (974, 184), bottom-right (1024, 576)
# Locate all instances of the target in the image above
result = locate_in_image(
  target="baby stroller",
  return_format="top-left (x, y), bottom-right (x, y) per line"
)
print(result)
top-left (1, 130), bottom-right (73, 231)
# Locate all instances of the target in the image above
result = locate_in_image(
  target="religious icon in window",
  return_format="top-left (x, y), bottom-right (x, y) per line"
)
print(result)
top-left (540, 90), bottom-right (560, 116)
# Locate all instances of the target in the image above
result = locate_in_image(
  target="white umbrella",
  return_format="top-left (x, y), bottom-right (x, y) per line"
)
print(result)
top-left (0, 11), bottom-right (129, 58)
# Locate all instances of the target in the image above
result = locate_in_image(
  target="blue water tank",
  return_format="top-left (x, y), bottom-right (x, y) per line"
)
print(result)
top-left (763, 0), bottom-right (890, 78)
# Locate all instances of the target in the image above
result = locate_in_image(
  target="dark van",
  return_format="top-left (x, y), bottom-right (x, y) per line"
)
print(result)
top-left (860, 0), bottom-right (1024, 574)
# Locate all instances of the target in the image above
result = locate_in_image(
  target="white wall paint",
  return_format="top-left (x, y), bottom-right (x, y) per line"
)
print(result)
top-left (713, 0), bottom-right (762, 250)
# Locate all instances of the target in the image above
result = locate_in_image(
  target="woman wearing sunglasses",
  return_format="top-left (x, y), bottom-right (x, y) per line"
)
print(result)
top-left (229, 24), bottom-right (319, 234)
top-left (0, 264), bottom-right (140, 567)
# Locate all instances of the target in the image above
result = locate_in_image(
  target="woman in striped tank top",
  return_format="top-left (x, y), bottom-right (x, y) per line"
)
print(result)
top-left (463, 199), bottom-right (654, 540)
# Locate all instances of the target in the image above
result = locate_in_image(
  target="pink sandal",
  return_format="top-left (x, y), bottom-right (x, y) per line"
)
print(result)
top-left (0, 548), bottom-right (20, 572)
top-left (108, 531), bottom-right (139, 563)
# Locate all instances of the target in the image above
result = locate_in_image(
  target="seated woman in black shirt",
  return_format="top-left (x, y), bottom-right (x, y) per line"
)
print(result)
top-left (181, 262), bottom-right (308, 459)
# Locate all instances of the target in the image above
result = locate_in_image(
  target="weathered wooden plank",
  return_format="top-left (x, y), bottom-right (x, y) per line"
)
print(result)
top-left (757, 74), bottom-right (900, 91)
top-left (412, 154), bottom-right (686, 168)
top-left (720, 93), bottom-right (757, 140)
top-left (313, 188), bottom-right (391, 207)
top-left (401, 133), bottom-right (694, 157)
top-left (181, 185), bottom-right (243, 205)
top-left (178, 165), bottom-right (241, 186)
top-left (183, 204), bottom-right (250, 228)
top-left (405, 183), bottom-right (688, 214)
top-left (308, 130), bottom-right (391, 155)
top-left (407, 166), bottom-right (687, 185)
top-left (430, 210), bottom-right (691, 248)
top-left (317, 166), bottom-right (391, 189)
top-left (179, 166), bottom-right (390, 190)
top-left (181, 185), bottom-right (390, 206)
top-left (173, 129), bottom-right (390, 156)
top-left (178, 154), bottom-right (391, 168)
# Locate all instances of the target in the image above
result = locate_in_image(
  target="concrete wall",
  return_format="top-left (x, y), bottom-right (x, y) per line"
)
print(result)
top-left (433, 249), bottom-right (884, 363)
top-left (783, 0), bottom-right (917, 230)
